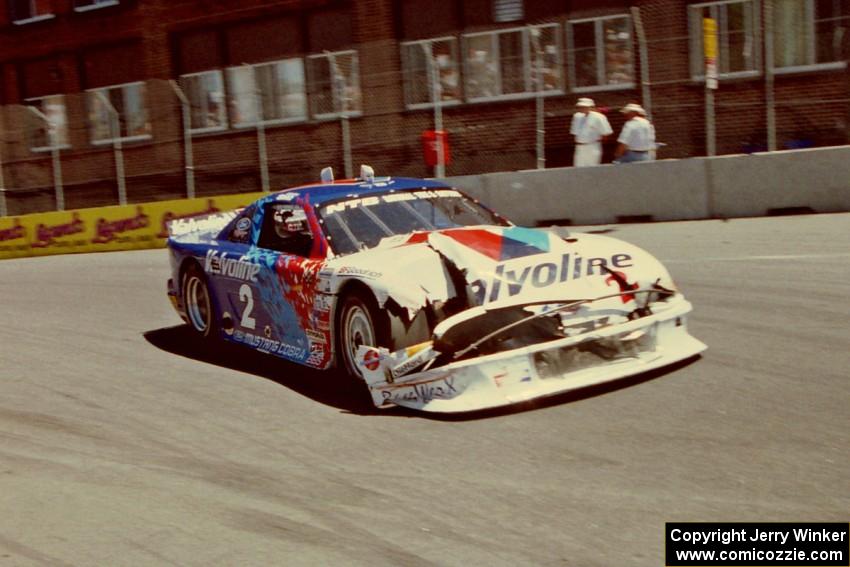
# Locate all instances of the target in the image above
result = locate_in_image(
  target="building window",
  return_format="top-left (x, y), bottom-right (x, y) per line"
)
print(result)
top-left (689, 0), bottom-right (759, 80)
top-left (307, 50), bottom-right (362, 119)
top-left (773, 0), bottom-right (848, 71)
top-left (400, 37), bottom-right (461, 108)
top-left (26, 95), bottom-right (69, 152)
top-left (10, 0), bottom-right (54, 24)
top-left (226, 58), bottom-right (307, 128)
top-left (74, 0), bottom-right (119, 12)
top-left (87, 82), bottom-right (151, 144)
top-left (179, 70), bottom-right (228, 132)
top-left (493, 0), bottom-right (523, 23)
top-left (568, 15), bottom-right (634, 91)
top-left (463, 24), bottom-right (563, 102)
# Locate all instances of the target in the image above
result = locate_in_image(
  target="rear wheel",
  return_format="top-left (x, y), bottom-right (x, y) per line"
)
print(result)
top-left (337, 292), bottom-right (383, 380)
top-left (182, 264), bottom-right (216, 338)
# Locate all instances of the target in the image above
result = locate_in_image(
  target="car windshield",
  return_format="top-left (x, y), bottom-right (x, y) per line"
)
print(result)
top-left (317, 188), bottom-right (508, 255)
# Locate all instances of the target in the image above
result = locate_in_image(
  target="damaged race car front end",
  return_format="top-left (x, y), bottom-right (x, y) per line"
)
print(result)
top-left (357, 274), bottom-right (706, 413)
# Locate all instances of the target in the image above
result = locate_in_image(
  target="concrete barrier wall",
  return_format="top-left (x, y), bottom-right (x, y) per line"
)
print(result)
top-left (447, 145), bottom-right (850, 225)
top-left (708, 146), bottom-right (850, 218)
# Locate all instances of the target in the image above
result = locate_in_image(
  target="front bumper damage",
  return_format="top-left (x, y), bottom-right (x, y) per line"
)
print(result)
top-left (357, 293), bottom-right (706, 413)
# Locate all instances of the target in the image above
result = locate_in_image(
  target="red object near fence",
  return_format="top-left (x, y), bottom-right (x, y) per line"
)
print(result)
top-left (421, 130), bottom-right (451, 167)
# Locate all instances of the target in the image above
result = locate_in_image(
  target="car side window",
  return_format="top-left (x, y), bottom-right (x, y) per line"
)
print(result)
top-left (257, 203), bottom-right (314, 257)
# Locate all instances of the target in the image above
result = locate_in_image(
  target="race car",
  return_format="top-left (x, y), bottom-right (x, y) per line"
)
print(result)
top-left (166, 166), bottom-right (705, 413)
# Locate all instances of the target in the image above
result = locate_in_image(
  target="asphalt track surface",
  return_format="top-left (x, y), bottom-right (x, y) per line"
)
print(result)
top-left (1, 213), bottom-right (848, 567)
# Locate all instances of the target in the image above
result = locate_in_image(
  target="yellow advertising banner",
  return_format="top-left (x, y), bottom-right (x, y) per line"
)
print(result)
top-left (0, 192), bottom-right (266, 260)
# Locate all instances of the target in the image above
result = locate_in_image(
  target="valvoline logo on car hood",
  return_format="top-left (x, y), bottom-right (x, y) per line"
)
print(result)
top-left (425, 227), bottom-right (666, 305)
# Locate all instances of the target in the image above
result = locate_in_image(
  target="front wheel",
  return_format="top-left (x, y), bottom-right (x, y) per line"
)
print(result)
top-left (182, 264), bottom-right (216, 339)
top-left (336, 292), bottom-right (384, 380)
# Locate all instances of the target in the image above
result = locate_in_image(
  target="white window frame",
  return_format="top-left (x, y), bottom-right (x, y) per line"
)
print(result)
top-left (179, 70), bottom-right (228, 134)
top-left (688, 0), bottom-right (761, 82)
top-left (400, 36), bottom-right (462, 110)
top-left (11, 0), bottom-right (55, 24)
top-left (462, 23), bottom-right (564, 103)
top-left (567, 14), bottom-right (635, 93)
top-left (73, 0), bottom-right (120, 13)
top-left (25, 94), bottom-right (71, 153)
top-left (306, 50), bottom-right (363, 121)
top-left (771, 0), bottom-right (847, 74)
top-left (225, 57), bottom-right (308, 130)
top-left (86, 81), bottom-right (152, 146)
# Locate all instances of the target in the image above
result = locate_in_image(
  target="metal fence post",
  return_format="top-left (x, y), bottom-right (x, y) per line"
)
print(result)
top-left (0, 116), bottom-right (8, 217)
top-left (631, 7), bottom-right (653, 120)
top-left (26, 106), bottom-right (64, 211)
top-left (95, 91), bottom-right (127, 205)
top-left (244, 64), bottom-right (270, 192)
top-left (422, 43), bottom-right (445, 178)
top-left (169, 80), bottom-right (196, 199)
top-left (328, 53), bottom-right (353, 179)
top-left (0, 176), bottom-right (6, 219)
top-left (530, 27), bottom-right (545, 170)
top-left (764, 0), bottom-right (777, 151)
top-left (703, 17), bottom-right (718, 157)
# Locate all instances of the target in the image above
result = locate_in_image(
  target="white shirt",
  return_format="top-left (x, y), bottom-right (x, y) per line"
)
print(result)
top-left (617, 116), bottom-right (656, 151)
top-left (570, 110), bottom-right (613, 144)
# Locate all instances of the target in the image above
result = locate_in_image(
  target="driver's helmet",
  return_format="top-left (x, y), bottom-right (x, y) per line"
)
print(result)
top-left (273, 206), bottom-right (309, 239)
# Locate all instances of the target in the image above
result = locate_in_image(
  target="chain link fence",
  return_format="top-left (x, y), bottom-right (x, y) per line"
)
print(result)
top-left (1, 3), bottom-right (849, 217)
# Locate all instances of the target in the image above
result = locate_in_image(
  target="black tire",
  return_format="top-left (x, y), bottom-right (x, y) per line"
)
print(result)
top-left (336, 291), bottom-right (386, 380)
top-left (182, 263), bottom-right (217, 339)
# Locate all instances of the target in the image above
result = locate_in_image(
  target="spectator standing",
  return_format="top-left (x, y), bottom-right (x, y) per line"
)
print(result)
top-left (614, 103), bottom-right (655, 164)
top-left (570, 97), bottom-right (612, 167)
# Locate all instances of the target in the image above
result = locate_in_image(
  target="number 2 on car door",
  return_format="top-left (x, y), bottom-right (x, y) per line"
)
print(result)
top-left (239, 284), bottom-right (256, 329)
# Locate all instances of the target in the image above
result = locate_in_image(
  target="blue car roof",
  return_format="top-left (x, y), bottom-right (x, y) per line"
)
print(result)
top-left (259, 177), bottom-right (452, 207)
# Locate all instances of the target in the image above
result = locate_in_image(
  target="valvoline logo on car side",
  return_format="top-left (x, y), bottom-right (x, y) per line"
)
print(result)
top-left (205, 250), bottom-right (260, 282)
top-left (482, 252), bottom-right (634, 302)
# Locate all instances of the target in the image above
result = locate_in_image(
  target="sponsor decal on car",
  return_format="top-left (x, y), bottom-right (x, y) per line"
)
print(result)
top-left (322, 189), bottom-right (462, 215)
top-left (169, 211), bottom-right (239, 238)
top-left (337, 266), bottom-right (382, 279)
top-left (157, 200), bottom-right (221, 238)
top-left (306, 329), bottom-right (327, 344)
top-left (390, 344), bottom-right (437, 380)
top-left (305, 343), bottom-right (326, 367)
top-left (233, 330), bottom-right (306, 358)
top-left (483, 252), bottom-right (634, 302)
top-left (361, 349), bottom-right (384, 372)
top-left (379, 375), bottom-right (458, 405)
top-left (205, 250), bottom-right (260, 282)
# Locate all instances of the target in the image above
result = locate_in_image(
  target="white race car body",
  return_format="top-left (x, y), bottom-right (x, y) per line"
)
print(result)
top-left (167, 174), bottom-right (705, 413)
top-left (353, 228), bottom-right (706, 412)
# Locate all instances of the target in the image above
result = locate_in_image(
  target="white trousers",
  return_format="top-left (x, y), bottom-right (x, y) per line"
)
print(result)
top-left (574, 142), bottom-right (602, 167)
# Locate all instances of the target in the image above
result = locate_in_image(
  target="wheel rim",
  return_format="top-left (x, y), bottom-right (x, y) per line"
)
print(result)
top-left (343, 303), bottom-right (375, 376)
top-left (185, 275), bottom-right (211, 334)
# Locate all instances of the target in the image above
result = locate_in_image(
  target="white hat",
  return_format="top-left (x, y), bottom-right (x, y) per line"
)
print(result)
top-left (621, 103), bottom-right (646, 115)
top-left (575, 97), bottom-right (594, 107)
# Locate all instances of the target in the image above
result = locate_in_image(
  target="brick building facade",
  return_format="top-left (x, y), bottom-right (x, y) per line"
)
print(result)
top-left (1, 0), bottom-right (848, 214)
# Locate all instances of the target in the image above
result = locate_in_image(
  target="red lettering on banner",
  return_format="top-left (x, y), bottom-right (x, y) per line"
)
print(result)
top-left (91, 206), bottom-right (151, 244)
top-left (0, 219), bottom-right (26, 242)
top-left (31, 213), bottom-right (86, 248)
